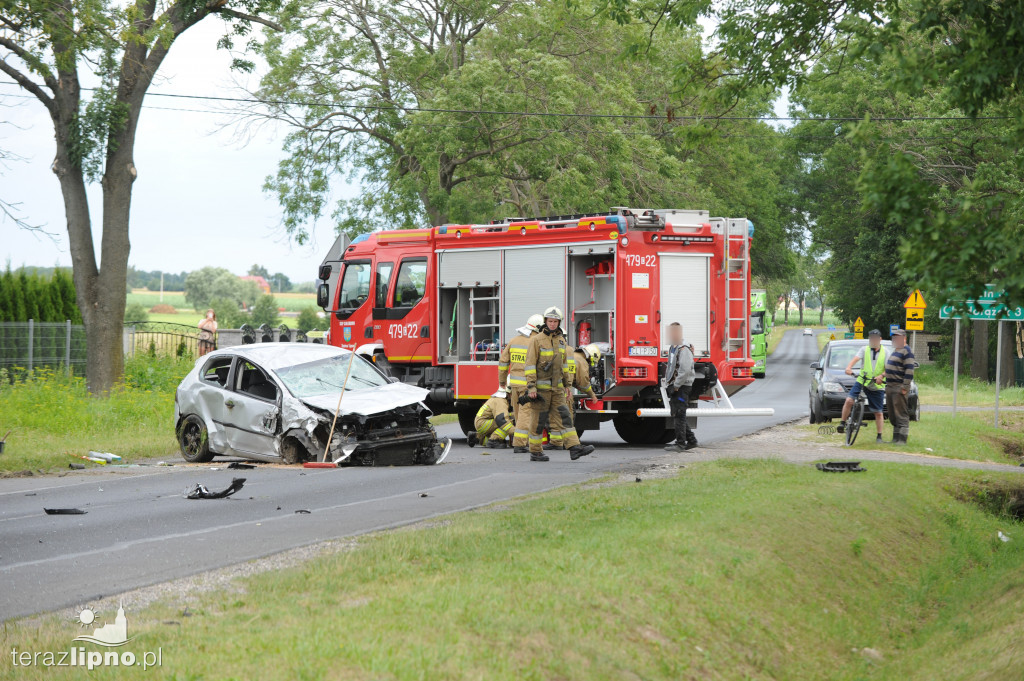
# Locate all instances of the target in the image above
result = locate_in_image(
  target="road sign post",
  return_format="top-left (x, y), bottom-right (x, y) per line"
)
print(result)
top-left (995, 321), bottom-right (1003, 427)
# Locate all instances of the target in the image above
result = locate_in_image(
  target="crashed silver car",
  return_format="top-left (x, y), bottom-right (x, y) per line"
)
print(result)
top-left (174, 344), bottom-right (451, 466)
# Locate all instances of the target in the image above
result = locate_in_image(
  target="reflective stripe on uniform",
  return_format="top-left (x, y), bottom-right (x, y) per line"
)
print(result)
top-left (508, 376), bottom-right (528, 386)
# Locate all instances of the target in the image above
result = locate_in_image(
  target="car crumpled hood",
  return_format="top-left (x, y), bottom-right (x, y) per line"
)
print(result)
top-left (299, 382), bottom-right (430, 417)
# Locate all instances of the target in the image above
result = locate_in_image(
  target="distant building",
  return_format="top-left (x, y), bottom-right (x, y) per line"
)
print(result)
top-left (241, 275), bottom-right (271, 295)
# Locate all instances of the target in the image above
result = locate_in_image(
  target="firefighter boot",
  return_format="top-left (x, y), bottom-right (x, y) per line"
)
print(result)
top-left (487, 439), bottom-right (508, 449)
top-left (466, 431), bottom-right (478, 447)
top-left (514, 446), bottom-right (528, 454)
top-left (530, 453), bottom-right (550, 462)
top-left (569, 444), bottom-right (594, 461)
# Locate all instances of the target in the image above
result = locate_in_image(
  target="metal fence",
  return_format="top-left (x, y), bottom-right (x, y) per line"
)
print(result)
top-left (124, 321), bottom-right (205, 358)
top-left (0, 320), bottom-right (87, 374)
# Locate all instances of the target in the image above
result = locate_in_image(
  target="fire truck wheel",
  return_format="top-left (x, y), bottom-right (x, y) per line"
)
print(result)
top-left (457, 408), bottom-right (478, 439)
top-left (656, 428), bottom-right (676, 444)
top-left (613, 413), bottom-right (663, 445)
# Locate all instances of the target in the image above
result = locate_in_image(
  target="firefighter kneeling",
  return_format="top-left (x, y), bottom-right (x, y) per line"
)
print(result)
top-left (521, 307), bottom-right (595, 462)
top-left (467, 390), bottom-right (514, 448)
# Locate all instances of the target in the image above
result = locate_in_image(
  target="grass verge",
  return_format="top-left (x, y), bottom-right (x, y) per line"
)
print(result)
top-left (3, 460), bottom-right (1023, 680)
top-left (800, 411), bottom-right (1024, 465)
top-left (915, 364), bottom-right (1024, 407)
top-left (0, 356), bottom-right (188, 474)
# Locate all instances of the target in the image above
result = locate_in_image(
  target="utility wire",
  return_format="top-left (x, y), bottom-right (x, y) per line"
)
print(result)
top-left (0, 80), bottom-right (1014, 123)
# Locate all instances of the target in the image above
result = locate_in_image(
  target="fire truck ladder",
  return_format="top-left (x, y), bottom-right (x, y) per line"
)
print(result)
top-left (724, 219), bottom-right (749, 361)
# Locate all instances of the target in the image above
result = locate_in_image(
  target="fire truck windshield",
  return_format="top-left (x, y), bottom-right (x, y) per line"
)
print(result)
top-left (338, 260), bottom-right (371, 310)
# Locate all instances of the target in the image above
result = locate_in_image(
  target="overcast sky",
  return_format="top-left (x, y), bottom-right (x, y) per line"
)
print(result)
top-left (0, 16), bottom-right (788, 285)
top-left (0, 20), bottom-right (355, 283)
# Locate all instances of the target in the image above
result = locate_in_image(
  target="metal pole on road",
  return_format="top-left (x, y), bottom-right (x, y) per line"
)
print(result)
top-left (952, 318), bottom-right (960, 417)
top-left (995, 320), bottom-right (1002, 428)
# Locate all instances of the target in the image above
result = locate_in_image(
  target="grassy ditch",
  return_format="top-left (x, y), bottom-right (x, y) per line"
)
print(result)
top-left (3, 460), bottom-right (1023, 680)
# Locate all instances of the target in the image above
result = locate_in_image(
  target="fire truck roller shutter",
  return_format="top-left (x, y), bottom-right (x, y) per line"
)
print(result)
top-left (658, 254), bottom-right (711, 357)
top-left (438, 250), bottom-right (501, 288)
top-left (502, 246), bottom-right (567, 343)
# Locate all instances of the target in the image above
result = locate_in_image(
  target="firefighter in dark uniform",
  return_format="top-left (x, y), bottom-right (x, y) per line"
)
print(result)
top-left (498, 314), bottom-right (543, 453)
top-left (467, 390), bottom-right (514, 448)
top-left (522, 307), bottom-right (595, 462)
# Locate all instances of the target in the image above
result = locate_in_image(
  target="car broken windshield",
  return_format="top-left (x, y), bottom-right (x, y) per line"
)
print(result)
top-left (275, 353), bottom-right (387, 398)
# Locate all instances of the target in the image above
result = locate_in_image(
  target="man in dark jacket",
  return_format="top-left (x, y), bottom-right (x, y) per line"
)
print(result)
top-left (663, 322), bottom-right (698, 452)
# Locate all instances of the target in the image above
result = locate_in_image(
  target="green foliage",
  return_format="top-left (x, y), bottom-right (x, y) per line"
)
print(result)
top-left (0, 266), bottom-right (81, 322)
top-left (295, 305), bottom-right (326, 332)
top-left (249, 294), bottom-right (280, 327)
top-left (123, 301), bottom-right (150, 323)
top-left (184, 267), bottom-right (261, 311)
top-left (255, 0), bottom-right (799, 277)
top-left (208, 296), bottom-right (250, 328)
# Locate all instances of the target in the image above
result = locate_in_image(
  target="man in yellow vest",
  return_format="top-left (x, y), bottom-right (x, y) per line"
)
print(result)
top-left (498, 314), bottom-right (543, 453)
top-left (838, 329), bottom-right (887, 444)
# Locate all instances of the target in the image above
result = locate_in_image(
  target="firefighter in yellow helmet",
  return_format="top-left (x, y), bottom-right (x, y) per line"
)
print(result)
top-left (498, 314), bottom-right (544, 453)
top-left (467, 390), bottom-right (514, 449)
top-left (562, 343), bottom-right (601, 442)
top-left (522, 306), bottom-right (595, 462)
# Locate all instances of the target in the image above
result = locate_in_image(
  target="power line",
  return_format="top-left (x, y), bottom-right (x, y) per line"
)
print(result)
top-left (0, 80), bottom-right (1014, 123)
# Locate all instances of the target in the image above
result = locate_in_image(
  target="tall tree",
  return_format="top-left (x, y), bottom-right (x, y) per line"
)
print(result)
top-left (0, 0), bottom-right (282, 393)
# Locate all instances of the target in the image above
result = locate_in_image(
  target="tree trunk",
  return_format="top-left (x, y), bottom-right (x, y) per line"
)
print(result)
top-left (970, 320), bottom-right (989, 381)
top-left (818, 300), bottom-right (825, 325)
top-left (783, 294), bottom-right (790, 323)
top-left (798, 293), bottom-right (805, 325)
top-left (998, 321), bottom-right (1015, 388)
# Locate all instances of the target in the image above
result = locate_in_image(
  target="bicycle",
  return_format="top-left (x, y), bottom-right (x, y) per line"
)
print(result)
top-left (843, 388), bottom-right (866, 447)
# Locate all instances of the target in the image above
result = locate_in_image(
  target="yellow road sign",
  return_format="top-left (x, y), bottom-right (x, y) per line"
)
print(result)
top-left (829, 333), bottom-right (836, 341)
top-left (904, 289), bottom-right (927, 309)
top-left (906, 319), bottom-right (924, 331)
top-left (853, 316), bottom-right (864, 338)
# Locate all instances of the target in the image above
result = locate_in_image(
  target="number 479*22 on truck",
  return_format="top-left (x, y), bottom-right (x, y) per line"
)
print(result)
top-left (315, 207), bottom-right (773, 446)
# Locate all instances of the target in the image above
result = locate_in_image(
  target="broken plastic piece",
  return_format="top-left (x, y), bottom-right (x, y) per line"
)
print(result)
top-left (815, 461), bottom-right (866, 473)
top-left (302, 462), bottom-right (338, 469)
top-left (227, 462), bottom-right (256, 470)
top-left (294, 509), bottom-right (311, 514)
top-left (183, 477), bottom-right (247, 499)
top-left (44, 508), bottom-right (87, 515)
top-left (68, 463), bottom-right (86, 470)
top-left (88, 451), bottom-right (122, 462)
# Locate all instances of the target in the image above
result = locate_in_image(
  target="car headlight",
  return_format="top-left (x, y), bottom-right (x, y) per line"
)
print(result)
top-left (823, 381), bottom-right (845, 393)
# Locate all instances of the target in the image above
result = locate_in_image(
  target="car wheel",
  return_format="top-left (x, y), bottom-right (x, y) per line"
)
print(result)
top-left (809, 398), bottom-right (817, 424)
top-left (911, 399), bottom-right (921, 422)
top-left (457, 407), bottom-right (478, 438)
top-left (178, 414), bottom-right (214, 463)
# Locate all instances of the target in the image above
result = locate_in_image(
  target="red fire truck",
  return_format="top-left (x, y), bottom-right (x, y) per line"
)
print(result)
top-left (315, 207), bottom-right (772, 445)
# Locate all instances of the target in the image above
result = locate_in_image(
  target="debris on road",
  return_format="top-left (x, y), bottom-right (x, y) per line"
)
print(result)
top-left (294, 509), bottom-right (311, 514)
top-left (302, 462), bottom-right (338, 469)
top-left (998, 531), bottom-right (1012, 543)
top-left (183, 478), bottom-right (247, 499)
top-left (815, 461), bottom-right (866, 473)
top-left (227, 462), bottom-right (256, 470)
top-left (419, 492), bottom-right (429, 497)
top-left (68, 463), bottom-right (86, 470)
top-left (0, 429), bottom-right (11, 454)
top-left (44, 508), bottom-right (88, 515)
top-left (72, 454), bottom-right (107, 465)
top-left (88, 451), bottom-right (122, 463)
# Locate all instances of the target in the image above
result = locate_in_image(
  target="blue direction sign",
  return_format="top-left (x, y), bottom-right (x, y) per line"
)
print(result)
top-left (827, 324), bottom-right (836, 331)
top-left (939, 287), bottom-right (1024, 321)
top-left (889, 324), bottom-right (899, 337)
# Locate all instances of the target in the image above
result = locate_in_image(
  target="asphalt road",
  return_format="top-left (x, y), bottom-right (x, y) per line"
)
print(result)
top-left (0, 330), bottom-right (820, 621)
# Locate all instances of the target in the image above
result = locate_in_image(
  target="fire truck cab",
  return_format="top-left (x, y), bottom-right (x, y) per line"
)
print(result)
top-left (317, 208), bottom-right (763, 445)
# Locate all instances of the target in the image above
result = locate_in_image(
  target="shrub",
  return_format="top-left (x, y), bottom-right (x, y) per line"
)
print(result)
top-left (149, 303), bottom-right (177, 314)
top-left (124, 302), bottom-right (150, 323)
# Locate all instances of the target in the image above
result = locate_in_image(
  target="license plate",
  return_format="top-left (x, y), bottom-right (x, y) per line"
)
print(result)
top-left (628, 346), bottom-right (658, 356)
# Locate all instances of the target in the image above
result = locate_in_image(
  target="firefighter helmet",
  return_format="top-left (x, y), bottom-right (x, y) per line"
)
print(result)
top-left (543, 306), bottom-right (564, 321)
top-left (581, 344), bottom-right (602, 364)
top-left (527, 314), bottom-right (544, 330)
top-left (492, 389), bottom-right (506, 399)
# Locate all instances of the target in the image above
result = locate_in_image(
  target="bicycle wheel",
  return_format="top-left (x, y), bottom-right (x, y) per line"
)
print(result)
top-left (845, 398), bottom-right (864, 446)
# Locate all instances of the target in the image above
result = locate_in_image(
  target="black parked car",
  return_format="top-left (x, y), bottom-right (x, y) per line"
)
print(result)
top-left (808, 339), bottom-right (920, 424)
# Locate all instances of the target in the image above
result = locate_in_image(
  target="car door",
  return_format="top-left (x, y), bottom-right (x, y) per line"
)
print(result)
top-left (192, 354), bottom-right (235, 453)
top-left (224, 359), bottom-right (282, 458)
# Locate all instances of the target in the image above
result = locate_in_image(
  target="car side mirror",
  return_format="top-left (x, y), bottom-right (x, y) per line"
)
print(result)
top-left (316, 283), bottom-right (329, 309)
top-left (809, 362), bottom-right (820, 370)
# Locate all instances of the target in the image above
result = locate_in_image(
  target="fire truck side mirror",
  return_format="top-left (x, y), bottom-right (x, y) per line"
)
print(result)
top-left (318, 264), bottom-right (332, 281)
top-left (317, 283), bottom-right (330, 309)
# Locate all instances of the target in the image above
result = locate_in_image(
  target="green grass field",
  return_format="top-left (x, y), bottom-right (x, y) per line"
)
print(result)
top-left (915, 364), bottom-right (1024, 407)
top-left (127, 289), bottom-right (317, 314)
top-left (0, 357), bottom-right (188, 474)
top-left (801, 411), bottom-right (1024, 464)
top-left (3, 459), bottom-right (1023, 680)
